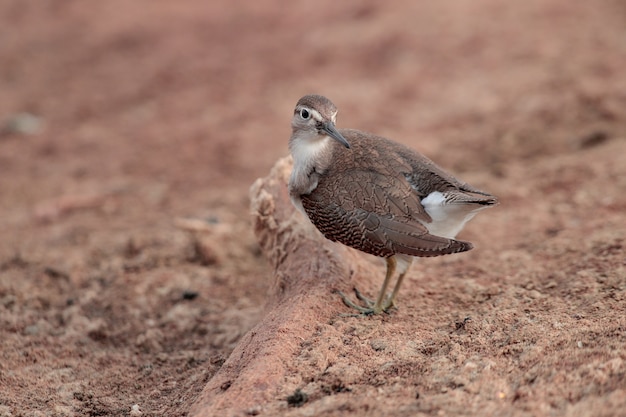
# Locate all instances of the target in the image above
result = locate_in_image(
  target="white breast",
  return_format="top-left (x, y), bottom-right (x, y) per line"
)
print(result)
top-left (288, 135), bottom-right (331, 215)
top-left (290, 135), bottom-right (330, 170)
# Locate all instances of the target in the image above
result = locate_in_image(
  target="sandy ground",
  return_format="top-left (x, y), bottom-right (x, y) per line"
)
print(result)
top-left (1, 0), bottom-right (625, 416)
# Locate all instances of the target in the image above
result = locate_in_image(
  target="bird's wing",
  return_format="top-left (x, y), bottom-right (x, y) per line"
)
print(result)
top-left (394, 146), bottom-right (498, 204)
top-left (301, 168), bottom-right (472, 258)
top-left (437, 189), bottom-right (499, 206)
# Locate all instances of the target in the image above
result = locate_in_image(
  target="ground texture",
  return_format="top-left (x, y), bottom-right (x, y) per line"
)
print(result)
top-left (1, 0), bottom-right (625, 416)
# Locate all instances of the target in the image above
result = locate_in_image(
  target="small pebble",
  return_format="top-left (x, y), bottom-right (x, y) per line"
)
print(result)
top-left (2, 113), bottom-right (42, 135)
top-left (130, 404), bottom-right (142, 416)
top-left (182, 290), bottom-right (199, 301)
top-left (245, 406), bottom-right (262, 416)
top-left (370, 339), bottom-right (386, 351)
top-left (24, 325), bottom-right (39, 336)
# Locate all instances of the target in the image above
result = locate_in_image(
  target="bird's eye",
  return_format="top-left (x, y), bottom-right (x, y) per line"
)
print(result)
top-left (300, 109), bottom-right (310, 119)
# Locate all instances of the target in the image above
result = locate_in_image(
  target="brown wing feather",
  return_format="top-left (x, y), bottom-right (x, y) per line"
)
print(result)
top-left (342, 128), bottom-right (498, 202)
top-left (301, 168), bottom-right (472, 258)
top-left (298, 128), bottom-right (495, 258)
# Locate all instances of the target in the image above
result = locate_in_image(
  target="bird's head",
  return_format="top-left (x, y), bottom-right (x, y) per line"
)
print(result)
top-left (290, 95), bottom-right (350, 149)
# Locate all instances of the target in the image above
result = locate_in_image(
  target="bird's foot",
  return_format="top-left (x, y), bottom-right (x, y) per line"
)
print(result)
top-left (335, 288), bottom-right (394, 315)
top-left (353, 287), bottom-right (375, 307)
top-left (381, 296), bottom-right (396, 311)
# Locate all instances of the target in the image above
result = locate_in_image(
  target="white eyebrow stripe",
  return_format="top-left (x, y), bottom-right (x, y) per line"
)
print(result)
top-left (310, 109), bottom-right (324, 122)
top-left (295, 106), bottom-right (325, 123)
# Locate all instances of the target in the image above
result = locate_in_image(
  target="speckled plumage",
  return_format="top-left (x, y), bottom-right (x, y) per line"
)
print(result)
top-left (300, 129), bottom-right (497, 258)
top-left (288, 94), bottom-right (498, 314)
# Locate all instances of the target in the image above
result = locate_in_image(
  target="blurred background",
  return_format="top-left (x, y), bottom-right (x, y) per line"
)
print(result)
top-left (2, 0), bottom-right (624, 212)
top-left (1, 0), bottom-right (625, 415)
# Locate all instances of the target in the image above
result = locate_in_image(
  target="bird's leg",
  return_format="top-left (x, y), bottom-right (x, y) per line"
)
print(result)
top-left (372, 257), bottom-right (396, 313)
top-left (337, 256), bottom-right (396, 315)
top-left (382, 257), bottom-right (413, 311)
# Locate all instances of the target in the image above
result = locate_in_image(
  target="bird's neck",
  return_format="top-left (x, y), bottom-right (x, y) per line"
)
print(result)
top-left (288, 132), bottom-right (334, 197)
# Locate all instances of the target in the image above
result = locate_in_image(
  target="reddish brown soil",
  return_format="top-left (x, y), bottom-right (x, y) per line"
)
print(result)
top-left (1, 0), bottom-right (625, 416)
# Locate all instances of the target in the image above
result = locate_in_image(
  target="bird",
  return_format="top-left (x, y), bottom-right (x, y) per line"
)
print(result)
top-left (288, 94), bottom-right (498, 315)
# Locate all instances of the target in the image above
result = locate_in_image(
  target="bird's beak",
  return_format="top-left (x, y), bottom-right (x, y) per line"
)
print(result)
top-left (322, 122), bottom-right (351, 149)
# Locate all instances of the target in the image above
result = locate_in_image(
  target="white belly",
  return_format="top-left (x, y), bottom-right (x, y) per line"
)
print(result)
top-left (420, 191), bottom-right (486, 239)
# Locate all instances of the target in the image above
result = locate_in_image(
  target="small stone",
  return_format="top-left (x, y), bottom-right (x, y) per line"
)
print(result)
top-left (130, 404), bottom-right (142, 416)
top-left (24, 324), bottom-right (39, 335)
top-left (0, 295), bottom-right (16, 309)
top-left (245, 406), bottom-right (262, 416)
top-left (370, 339), bottom-right (386, 351)
top-left (2, 113), bottom-right (42, 135)
top-left (182, 290), bottom-right (199, 301)
top-left (286, 389), bottom-right (308, 407)
top-left (191, 237), bottom-right (221, 266)
top-left (575, 130), bottom-right (609, 149)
